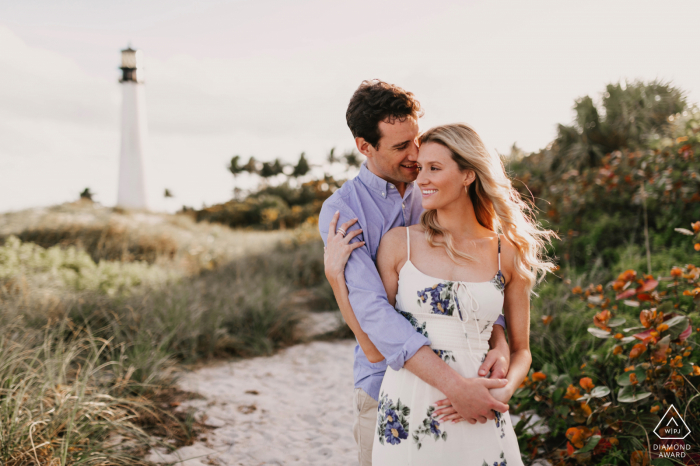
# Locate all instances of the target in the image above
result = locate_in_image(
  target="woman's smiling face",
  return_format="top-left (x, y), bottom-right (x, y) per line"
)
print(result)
top-left (416, 141), bottom-right (473, 210)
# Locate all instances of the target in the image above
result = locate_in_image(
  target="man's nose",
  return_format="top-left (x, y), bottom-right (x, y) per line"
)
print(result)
top-left (406, 140), bottom-right (419, 161)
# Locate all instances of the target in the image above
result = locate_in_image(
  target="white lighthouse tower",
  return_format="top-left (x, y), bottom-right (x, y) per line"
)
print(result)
top-left (117, 46), bottom-right (149, 210)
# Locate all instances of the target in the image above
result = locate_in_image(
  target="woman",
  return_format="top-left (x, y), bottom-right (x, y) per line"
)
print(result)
top-left (326, 123), bottom-right (555, 465)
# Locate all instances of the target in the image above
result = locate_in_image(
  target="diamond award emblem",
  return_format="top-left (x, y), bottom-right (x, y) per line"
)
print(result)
top-left (653, 405), bottom-right (691, 440)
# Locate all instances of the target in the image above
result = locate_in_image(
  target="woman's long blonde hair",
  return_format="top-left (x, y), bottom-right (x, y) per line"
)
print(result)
top-left (418, 123), bottom-right (556, 291)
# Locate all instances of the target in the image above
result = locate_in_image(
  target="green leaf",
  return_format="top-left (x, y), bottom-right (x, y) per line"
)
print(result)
top-left (617, 386), bottom-right (652, 403)
top-left (667, 316), bottom-right (689, 340)
top-left (514, 387), bottom-right (532, 398)
top-left (590, 386), bottom-right (610, 398)
top-left (541, 362), bottom-right (559, 378)
top-left (556, 405), bottom-right (569, 417)
top-left (554, 374), bottom-right (573, 388)
top-left (588, 327), bottom-right (612, 338)
top-left (616, 368), bottom-right (646, 387)
top-left (607, 317), bottom-right (626, 327)
top-left (576, 435), bottom-right (601, 454)
top-left (553, 387), bottom-right (564, 403)
top-left (652, 458), bottom-right (674, 465)
top-left (675, 227), bottom-right (695, 235)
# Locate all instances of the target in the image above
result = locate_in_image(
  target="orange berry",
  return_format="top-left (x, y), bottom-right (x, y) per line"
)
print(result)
top-left (625, 365), bottom-right (635, 372)
top-left (614, 333), bottom-right (624, 339)
top-left (670, 267), bottom-right (683, 278)
top-left (629, 373), bottom-right (639, 385)
top-left (579, 377), bottom-right (595, 392)
top-left (572, 286), bottom-right (583, 294)
top-left (541, 315), bottom-right (554, 325)
top-left (580, 402), bottom-right (592, 416)
top-left (656, 323), bottom-right (669, 332)
top-left (613, 345), bottom-right (623, 355)
top-left (695, 243), bottom-right (700, 251)
top-left (532, 371), bottom-right (547, 382)
top-left (650, 405), bottom-right (661, 413)
top-left (693, 221), bottom-right (700, 232)
top-left (630, 343), bottom-right (647, 359)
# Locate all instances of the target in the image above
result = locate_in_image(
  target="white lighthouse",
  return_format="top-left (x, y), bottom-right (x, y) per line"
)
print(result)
top-left (117, 46), bottom-right (149, 210)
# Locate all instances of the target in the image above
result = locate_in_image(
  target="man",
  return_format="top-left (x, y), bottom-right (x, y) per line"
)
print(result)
top-left (319, 80), bottom-right (510, 466)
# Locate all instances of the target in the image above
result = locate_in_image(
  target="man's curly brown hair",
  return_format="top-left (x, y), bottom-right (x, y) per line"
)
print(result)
top-left (346, 80), bottom-right (423, 149)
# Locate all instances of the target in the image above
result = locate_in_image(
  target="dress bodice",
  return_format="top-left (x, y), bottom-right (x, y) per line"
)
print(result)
top-left (394, 228), bottom-right (505, 359)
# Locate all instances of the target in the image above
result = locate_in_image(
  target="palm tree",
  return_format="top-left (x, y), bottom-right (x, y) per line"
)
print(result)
top-left (343, 149), bottom-right (362, 169)
top-left (229, 155), bottom-right (245, 177)
top-left (243, 156), bottom-right (259, 175)
top-left (292, 152), bottom-right (310, 178)
top-left (551, 80), bottom-right (686, 172)
top-left (327, 147), bottom-right (340, 166)
top-left (79, 187), bottom-right (94, 201)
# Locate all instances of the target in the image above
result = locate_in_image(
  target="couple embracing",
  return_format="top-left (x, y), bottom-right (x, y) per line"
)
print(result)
top-left (320, 80), bottom-right (555, 466)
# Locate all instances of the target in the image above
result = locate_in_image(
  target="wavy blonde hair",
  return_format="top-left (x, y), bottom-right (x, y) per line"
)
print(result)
top-left (418, 123), bottom-right (557, 290)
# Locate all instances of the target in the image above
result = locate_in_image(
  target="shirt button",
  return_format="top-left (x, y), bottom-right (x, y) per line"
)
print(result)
top-left (402, 203), bottom-right (405, 209)
top-left (389, 184), bottom-right (394, 189)
top-left (382, 192), bottom-right (386, 197)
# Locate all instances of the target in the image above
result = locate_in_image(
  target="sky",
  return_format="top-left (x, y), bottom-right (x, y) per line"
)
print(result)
top-left (1, 0), bottom-right (699, 212)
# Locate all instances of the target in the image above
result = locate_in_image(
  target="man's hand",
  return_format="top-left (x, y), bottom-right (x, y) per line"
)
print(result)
top-left (479, 345), bottom-right (510, 379)
top-left (437, 377), bottom-right (509, 424)
top-left (324, 211), bottom-right (364, 287)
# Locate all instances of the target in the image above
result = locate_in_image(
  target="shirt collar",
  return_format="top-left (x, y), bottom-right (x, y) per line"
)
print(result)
top-left (359, 162), bottom-right (415, 198)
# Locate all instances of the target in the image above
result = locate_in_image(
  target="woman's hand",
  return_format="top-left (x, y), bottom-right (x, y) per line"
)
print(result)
top-left (324, 211), bottom-right (365, 287)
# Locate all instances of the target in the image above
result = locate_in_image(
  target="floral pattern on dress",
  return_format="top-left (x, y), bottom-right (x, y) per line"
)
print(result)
top-left (412, 405), bottom-right (447, 450)
top-left (491, 270), bottom-right (506, 294)
top-left (432, 348), bottom-right (456, 363)
top-left (494, 411), bottom-right (506, 438)
top-left (417, 282), bottom-right (457, 316)
top-left (377, 391), bottom-right (411, 446)
top-left (397, 309), bottom-right (429, 338)
top-left (482, 451), bottom-right (507, 466)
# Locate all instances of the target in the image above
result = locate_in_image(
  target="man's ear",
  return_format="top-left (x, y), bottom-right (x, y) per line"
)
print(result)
top-left (355, 137), bottom-right (374, 159)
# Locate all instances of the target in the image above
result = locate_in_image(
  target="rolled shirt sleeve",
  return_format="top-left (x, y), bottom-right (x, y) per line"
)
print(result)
top-left (320, 204), bottom-right (430, 371)
top-left (494, 314), bottom-right (506, 328)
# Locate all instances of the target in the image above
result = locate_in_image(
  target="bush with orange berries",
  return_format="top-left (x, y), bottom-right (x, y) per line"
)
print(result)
top-left (513, 225), bottom-right (700, 465)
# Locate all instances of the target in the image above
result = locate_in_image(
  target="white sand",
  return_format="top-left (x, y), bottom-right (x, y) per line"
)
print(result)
top-left (147, 339), bottom-right (358, 466)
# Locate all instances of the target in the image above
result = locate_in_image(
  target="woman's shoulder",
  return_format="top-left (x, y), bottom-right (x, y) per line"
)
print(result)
top-left (380, 226), bottom-right (408, 249)
top-left (382, 224), bottom-right (424, 245)
top-left (498, 234), bottom-right (517, 264)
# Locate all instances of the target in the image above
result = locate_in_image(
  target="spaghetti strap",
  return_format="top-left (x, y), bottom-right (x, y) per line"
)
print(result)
top-left (406, 228), bottom-right (411, 261)
top-left (497, 234), bottom-right (501, 272)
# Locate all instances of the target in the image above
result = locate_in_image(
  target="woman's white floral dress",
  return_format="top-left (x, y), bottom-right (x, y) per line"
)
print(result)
top-left (372, 229), bottom-right (523, 466)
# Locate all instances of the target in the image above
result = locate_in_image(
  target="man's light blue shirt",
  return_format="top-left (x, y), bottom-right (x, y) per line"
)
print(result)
top-left (319, 163), bottom-right (505, 401)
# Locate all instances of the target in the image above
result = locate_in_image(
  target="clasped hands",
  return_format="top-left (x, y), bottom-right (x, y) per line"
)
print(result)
top-left (432, 347), bottom-right (513, 425)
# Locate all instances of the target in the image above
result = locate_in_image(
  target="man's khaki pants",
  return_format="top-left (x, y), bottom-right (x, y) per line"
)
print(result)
top-left (353, 388), bottom-right (378, 466)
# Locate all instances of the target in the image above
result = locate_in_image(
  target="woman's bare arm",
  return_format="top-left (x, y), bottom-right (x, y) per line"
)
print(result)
top-left (324, 212), bottom-right (384, 363)
top-left (490, 239), bottom-right (532, 403)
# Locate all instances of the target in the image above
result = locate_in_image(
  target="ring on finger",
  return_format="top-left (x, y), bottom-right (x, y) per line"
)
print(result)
top-left (337, 228), bottom-right (346, 237)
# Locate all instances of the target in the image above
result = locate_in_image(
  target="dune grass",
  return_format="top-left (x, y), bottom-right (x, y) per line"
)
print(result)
top-left (0, 204), bottom-right (333, 464)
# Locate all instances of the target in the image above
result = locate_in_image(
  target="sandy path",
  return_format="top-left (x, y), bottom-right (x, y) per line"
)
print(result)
top-left (147, 339), bottom-right (358, 466)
